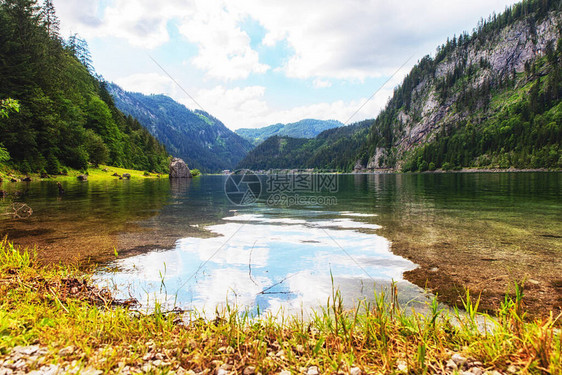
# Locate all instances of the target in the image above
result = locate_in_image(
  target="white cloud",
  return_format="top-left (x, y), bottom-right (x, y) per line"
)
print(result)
top-left (194, 84), bottom-right (394, 130)
top-left (234, 0), bottom-right (518, 80)
top-left (177, 1), bottom-right (270, 80)
top-left (54, 0), bottom-right (269, 80)
top-left (56, 0), bottom-right (518, 82)
top-left (313, 79), bottom-right (332, 89)
top-left (114, 73), bottom-right (176, 95)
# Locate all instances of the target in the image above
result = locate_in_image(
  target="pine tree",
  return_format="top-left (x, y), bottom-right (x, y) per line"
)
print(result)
top-left (40, 0), bottom-right (58, 38)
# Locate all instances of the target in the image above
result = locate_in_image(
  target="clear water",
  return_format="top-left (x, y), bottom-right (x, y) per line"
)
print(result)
top-left (1, 173), bottom-right (560, 315)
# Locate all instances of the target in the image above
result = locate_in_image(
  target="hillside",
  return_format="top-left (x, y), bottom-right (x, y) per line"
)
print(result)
top-left (237, 120), bottom-right (372, 171)
top-left (0, 1), bottom-right (169, 173)
top-left (358, 0), bottom-right (561, 172)
top-left (108, 84), bottom-right (253, 172)
top-left (236, 119), bottom-right (344, 146)
top-left (240, 0), bottom-right (562, 172)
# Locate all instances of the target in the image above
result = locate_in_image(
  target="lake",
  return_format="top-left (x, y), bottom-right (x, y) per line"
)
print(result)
top-left (1, 172), bottom-right (560, 316)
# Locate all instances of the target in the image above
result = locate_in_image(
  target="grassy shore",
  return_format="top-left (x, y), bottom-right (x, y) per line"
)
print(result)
top-left (0, 240), bottom-right (560, 374)
top-left (0, 164), bottom-right (168, 182)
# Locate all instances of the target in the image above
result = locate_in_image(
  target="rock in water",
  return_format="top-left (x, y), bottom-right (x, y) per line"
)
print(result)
top-left (169, 158), bottom-right (192, 178)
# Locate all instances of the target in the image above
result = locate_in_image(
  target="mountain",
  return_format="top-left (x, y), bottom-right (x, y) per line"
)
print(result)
top-left (237, 120), bottom-right (372, 171)
top-left (0, 1), bottom-right (169, 173)
top-left (358, 0), bottom-right (561, 172)
top-left (108, 84), bottom-right (253, 172)
top-left (239, 0), bottom-right (561, 172)
top-left (236, 119), bottom-right (344, 146)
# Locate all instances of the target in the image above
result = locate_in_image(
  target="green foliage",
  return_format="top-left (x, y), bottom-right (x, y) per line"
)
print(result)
top-left (0, 1), bottom-right (169, 173)
top-left (84, 129), bottom-right (109, 167)
top-left (0, 98), bottom-right (19, 118)
top-left (46, 153), bottom-right (60, 174)
top-left (190, 168), bottom-right (201, 177)
top-left (0, 146), bottom-right (10, 162)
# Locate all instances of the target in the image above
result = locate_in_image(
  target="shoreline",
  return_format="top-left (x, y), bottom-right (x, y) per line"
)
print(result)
top-left (0, 240), bottom-right (560, 374)
top-left (350, 167), bottom-right (559, 174)
top-left (0, 164), bottom-right (169, 183)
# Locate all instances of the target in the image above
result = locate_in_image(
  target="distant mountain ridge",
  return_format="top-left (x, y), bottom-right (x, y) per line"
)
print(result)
top-left (237, 120), bottom-right (372, 170)
top-left (236, 119), bottom-right (344, 146)
top-left (108, 84), bottom-right (253, 172)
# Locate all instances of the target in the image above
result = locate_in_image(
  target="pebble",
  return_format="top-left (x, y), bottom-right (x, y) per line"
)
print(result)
top-left (446, 359), bottom-right (458, 370)
top-left (13, 346), bottom-right (40, 356)
top-left (279, 371), bottom-right (291, 375)
top-left (350, 367), bottom-right (362, 375)
top-left (58, 346), bottom-right (74, 357)
top-left (216, 369), bottom-right (229, 375)
top-left (396, 360), bottom-right (408, 372)
top-left (307, 366), bottom-right (319, 375)
top-left (451, 353), bottom-right (467, 367)
top-left (243, 366), bottom-right (256, 375)
top-left (27, 364), bottom-right (60, 375)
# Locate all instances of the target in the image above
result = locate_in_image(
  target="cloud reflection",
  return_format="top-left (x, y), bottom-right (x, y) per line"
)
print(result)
top-left (95, 212), bottom-right (422, 315)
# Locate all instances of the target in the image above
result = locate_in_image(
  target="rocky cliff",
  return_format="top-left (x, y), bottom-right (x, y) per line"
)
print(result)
top-left (356, 2), bottom-right (561, 172)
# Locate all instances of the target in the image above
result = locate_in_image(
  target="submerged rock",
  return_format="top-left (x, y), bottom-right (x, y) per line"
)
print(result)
top-left (169, 158), bottom-right (192, 179)
top-left (77, 175), bottom-right (88, 181)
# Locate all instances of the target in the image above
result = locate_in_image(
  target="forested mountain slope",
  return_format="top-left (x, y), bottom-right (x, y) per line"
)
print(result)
top-left (108, 84), bottom-right (253, 172)
top-left (0, 0), bottom-right (169, 173)
top-left (239, 0), bottom-right (561, 172)
top-left (236, 119), bottom-right (344, 146)
top-left (237, 120), bottom-right (372, 170)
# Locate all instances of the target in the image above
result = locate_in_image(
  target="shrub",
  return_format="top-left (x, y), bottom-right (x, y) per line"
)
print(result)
top-left (428, 162), bottom-right (436, 171)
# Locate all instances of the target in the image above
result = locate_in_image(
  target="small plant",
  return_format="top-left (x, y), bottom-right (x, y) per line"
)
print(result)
top-left (428, 162), bottom-right (436, 171)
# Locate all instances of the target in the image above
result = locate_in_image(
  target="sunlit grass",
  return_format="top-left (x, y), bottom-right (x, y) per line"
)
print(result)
top-left (0, 239), bottom-right (560, 374)
top-left (0, 164), bottom-right (168, 182)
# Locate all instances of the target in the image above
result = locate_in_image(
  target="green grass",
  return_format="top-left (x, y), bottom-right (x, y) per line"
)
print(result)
top-left (0, 164), bottom-right (168, 182)
top-left (0, 239), bottom-right (560, 374)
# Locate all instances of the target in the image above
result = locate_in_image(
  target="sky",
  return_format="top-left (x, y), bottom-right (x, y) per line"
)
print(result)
top-left (52, 0), bottom-right (518, 130)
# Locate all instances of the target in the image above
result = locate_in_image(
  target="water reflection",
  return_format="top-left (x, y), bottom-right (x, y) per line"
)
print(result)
top-left (95, 211), bottom-right (425, 315)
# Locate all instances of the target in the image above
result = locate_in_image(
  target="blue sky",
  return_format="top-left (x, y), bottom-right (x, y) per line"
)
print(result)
top-left (53, 0), bottom-right (519, 130)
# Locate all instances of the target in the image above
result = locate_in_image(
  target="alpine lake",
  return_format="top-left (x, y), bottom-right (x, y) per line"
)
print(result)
top-left (1, 172), bottom-right (560, 317)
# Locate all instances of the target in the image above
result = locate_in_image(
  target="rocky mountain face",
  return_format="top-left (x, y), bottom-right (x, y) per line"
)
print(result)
top-left (236, 119), bottom-right (345, 146)
top-left (357, 4), bottom-right (561, 172)
top-left (108, 84), bottom-right (253, 172)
